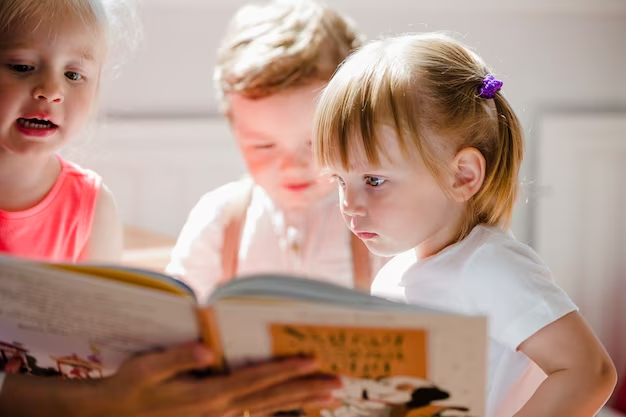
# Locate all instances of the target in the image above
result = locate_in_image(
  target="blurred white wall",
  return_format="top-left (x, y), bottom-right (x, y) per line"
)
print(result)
top-left (93, 0), bottom-right (626, 244)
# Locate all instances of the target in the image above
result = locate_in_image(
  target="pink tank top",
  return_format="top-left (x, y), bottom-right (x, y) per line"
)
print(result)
top-left (0, 155), bottom-right (102, 262)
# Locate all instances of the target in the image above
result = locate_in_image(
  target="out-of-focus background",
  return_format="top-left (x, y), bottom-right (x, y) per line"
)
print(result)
top-left (70, 0), bottom-right (626, 411)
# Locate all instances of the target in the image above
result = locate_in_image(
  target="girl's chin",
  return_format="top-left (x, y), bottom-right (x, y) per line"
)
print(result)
top-left (365, 239), bottom-right (407, 258)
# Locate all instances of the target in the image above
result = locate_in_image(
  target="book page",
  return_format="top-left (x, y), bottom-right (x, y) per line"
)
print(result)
top-left (0, 261), bottom-right (198, 378)
top-left (210, 300), bottom-right (487, 417)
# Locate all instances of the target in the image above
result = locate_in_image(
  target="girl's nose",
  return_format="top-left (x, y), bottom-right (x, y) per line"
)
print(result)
top-left (341, 186), bottom-right (366, 217)
top-left (32, 73), bottom-right (64, 103)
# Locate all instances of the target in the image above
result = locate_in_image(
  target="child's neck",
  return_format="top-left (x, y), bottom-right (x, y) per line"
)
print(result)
top-left (0, 152), bottom-right (61, 212)
top-left (414, 217), bottom-right (465, 261)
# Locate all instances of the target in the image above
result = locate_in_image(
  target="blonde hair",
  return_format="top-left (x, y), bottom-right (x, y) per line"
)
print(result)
top-left (0, 0), bottom-right (141, 71)
top-left (314, 33), bottom-right (524, 240)
top-left (214, 0), bottom-right (364, 111)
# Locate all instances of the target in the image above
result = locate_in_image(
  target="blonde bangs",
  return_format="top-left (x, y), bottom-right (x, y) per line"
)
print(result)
top-left (314, 40), bottom-right (420, 171)
top-left (0, 0), bottom-right (107, 42)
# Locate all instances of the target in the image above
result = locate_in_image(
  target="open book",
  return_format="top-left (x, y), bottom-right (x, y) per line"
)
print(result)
top-left (0, 255), bottom-right (487, 417)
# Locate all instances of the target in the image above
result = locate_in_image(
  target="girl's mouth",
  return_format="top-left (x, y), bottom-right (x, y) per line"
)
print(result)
top-left (284, 182), bottom-right (313, 192)
top-left (16, 118), bottom-right (59, 137)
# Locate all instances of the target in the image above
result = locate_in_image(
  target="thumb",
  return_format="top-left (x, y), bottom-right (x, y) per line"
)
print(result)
top-left (120, 342), bottom-right (215, 386)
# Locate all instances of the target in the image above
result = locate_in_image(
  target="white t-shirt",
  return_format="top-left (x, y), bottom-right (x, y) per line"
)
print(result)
top-left (371, 225), bottom-right (578, 417)
top-left (167, 180), bottom-right (369, 302)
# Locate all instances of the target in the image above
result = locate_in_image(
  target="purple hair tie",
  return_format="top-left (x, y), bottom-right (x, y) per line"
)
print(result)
top-left (478, 74), bottom-right (503, 99)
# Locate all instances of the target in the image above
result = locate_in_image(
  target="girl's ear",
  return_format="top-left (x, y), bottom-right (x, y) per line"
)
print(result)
top-left (448, 147), bottom-right (486, 202)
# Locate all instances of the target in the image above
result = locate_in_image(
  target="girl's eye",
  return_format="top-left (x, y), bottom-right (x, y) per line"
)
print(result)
top-left (9, 64), bottom-right (34, 73)
top-left (65, 71), bottom-right (82, 81)
top-left (254, 143), bottom-right (275, 150)
top-left (365, 176), bottom-right (386, 187)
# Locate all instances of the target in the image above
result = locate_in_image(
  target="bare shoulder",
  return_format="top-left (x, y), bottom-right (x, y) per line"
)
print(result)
top-left (83, 183), bottom-right (123, 262)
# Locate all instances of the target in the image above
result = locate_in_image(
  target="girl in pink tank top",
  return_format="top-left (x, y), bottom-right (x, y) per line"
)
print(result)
top-left (0, 1), bottom-right (124, 263)
top-left (0, 155), bottom-right (107, 261)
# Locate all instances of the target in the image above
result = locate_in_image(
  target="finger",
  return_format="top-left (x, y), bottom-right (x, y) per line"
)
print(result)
top-left (228, 395), bottom-right (338, 417)
top-left (224, 358), bottom-right (320, 397)
top-left (119, 342), bottom-right (215, 386)
top-left (253, 395), bottom-right (341, 417)
top-left (220, 358), bottom-right (323, 399)
top-left (232, 375), bottom-right (342, 414)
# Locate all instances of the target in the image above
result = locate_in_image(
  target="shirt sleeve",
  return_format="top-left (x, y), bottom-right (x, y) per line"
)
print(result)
top-left (166, 181), bottom-right (248, 303)
top-left (462, 239), bottom-right (578, 351)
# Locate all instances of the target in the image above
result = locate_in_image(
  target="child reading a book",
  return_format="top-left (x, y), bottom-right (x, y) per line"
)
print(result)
top-left (0, 0), bottom-right (124, 263)
top-left (166, 0), bottom-right (383, 302)
top-left (313, 32), bottom-right (617, 417)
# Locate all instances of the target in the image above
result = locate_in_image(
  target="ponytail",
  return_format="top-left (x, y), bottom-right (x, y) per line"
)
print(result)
top-left (469, 93), bottom-right (524, 233)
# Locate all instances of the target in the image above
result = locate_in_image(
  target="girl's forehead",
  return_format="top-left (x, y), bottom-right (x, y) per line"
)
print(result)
top-left (3, 12), bottom-right (104, 43)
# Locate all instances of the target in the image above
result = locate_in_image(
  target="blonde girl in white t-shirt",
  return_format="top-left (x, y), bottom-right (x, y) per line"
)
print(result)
top-left (313, 32), bottom-right (617, 417)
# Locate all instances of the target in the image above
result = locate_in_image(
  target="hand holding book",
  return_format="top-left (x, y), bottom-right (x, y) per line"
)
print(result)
top-left (0, 341), bottom-right (340, 417)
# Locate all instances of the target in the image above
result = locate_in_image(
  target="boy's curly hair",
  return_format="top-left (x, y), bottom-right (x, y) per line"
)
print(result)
top-left (214, 0), bottom-right (364, 111)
